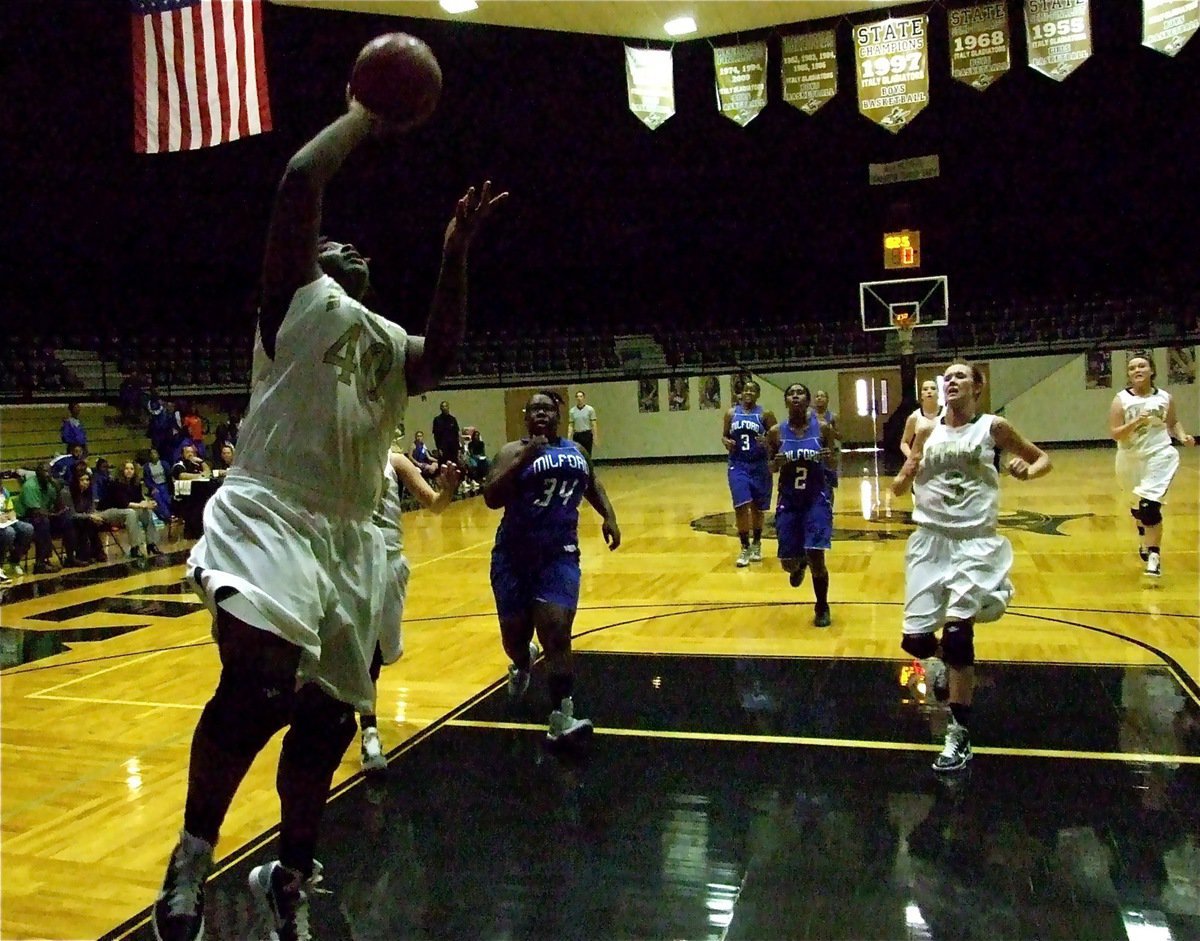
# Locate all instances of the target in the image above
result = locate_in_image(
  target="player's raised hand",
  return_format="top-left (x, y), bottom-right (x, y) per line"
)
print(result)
top-left (444, 181), bottom-right (509, 254)
top-left (436, 461), bottom-right (462, 491)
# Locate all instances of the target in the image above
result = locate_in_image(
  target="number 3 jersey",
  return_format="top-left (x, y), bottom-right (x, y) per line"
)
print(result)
top-left (494, 438), bottom-right (591, 561)
top-left (237, 275), bottom-right (409, 518)
top-left (912, 414), bottom-right (1001, 535)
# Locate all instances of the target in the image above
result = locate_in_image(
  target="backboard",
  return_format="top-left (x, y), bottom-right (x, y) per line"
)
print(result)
top-left (859, 275), bottom-right (949, 332)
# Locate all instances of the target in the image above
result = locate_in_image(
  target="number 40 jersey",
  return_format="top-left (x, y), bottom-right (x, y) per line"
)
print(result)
top-left (495, 437), bottom-right (591, 560)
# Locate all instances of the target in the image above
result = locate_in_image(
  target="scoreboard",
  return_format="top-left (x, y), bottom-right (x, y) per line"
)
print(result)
top-left (883, 230), bottom-right (921, 269)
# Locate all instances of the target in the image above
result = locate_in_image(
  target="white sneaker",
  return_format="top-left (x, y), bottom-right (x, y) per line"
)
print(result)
top-left (748, 543), bottom-right (763, 563)
top-left (0, 570), bottom-right (10, 585)
top-left (248, 859), bottom-right (323, 941)
top-left (547, 696), bottom-right (593, 743)
top-left (736, 547), bottom-right (751, 568)
top-left (152, 830), bottom-right (214, 941)
top-left (360, 726), bottom-right (385, 772)
top-left (1145, 552), bottom-right (1162, 577)
top-left (932, 720), bottom-right (972, 773)
top-left (507, 641), bottom-right (540, 698)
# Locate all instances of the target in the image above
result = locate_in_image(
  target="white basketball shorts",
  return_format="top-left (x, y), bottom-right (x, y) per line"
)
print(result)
top-left (1115, 446), bottom-right (1179, 504)
top-left (189, 475), bottom-right (387, 713)
top-left (377, 551), bottom-right (410, 666)
top-left (902, 526), bottom-right (1014, 636)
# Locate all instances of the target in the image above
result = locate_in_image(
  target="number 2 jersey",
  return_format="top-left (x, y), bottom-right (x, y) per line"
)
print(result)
top-left (494, 438), bottom-right (591, 562)
top-left (236, 275), bottom-right (410, 518)
top-left (728, 404), bottom-right (769, 465)
top-left (776, 413), bottom-right (830, 509)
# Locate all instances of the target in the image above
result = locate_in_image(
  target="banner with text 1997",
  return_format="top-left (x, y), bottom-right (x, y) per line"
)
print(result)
top-left (625, 46), bottom-right (675, 130)
top-left (1025, 0), bottom-right (1092, 81)
top-left (853, 15), bottom-right (929, 134)
top-left (949, 3), bottom-right (1011, 90)
top-left (781, 31), bottom-right (838, 116)
top-left (1142, 0), bottom-right (1199, 56)
top-left (713, 41), bottom-right (768, 126)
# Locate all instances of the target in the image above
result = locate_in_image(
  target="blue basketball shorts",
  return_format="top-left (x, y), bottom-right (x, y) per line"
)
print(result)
top-left (728, 462), bottom-right (772, 511)
top-left (775, 495), bottom-right (833, 558)
top-left (490, 545), bottom-right (582, 618)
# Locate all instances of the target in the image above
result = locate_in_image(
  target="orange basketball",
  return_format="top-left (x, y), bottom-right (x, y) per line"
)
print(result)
top-left (349, 33), bottom-right (442, 125)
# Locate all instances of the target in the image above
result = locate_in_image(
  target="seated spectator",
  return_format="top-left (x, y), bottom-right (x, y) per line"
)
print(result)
top-left (60, 401), bottom-right (87, 452)
top-left (142, 448), bottom-right (173, 523)
top-left (173, 433), bottom-right (207, 463)
top-left (465, 429), bottom-right (490, 492)
top-left (68, 470), bottom-right (110, 564)
top-left (50, 444), bottom-right (86, 482)
top-left (172, 444), bottom-right (210, 482)
top-left (102, 460), bottom-right (162, 558)
top-left (20, 463), bottom-right (80, 572)
top-left (211, 443), bottom-right (236, 477)
top-left (91, 457), bottom-right (112, 505)
top-left (409, 431), bottom-right (439, 484)
top-left (0, 486), bottom-right (35, 581)
top-left (172, 444), bottom-right (212, 539)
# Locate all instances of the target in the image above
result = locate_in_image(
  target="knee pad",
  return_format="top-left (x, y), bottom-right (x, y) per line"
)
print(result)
top-left (901, 633), bottom-right (939, 660)
top-left (940, 620), bottom-right (975, 669)
top-left (1137, 499), bottom-right (1162, 527)
top-left (281, 685), bottom-right (358, 776)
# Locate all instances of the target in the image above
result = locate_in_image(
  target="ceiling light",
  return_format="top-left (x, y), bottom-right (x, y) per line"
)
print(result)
top-left (664, 15), bottom-right (697, 36)
top-left (439, 0), bottom-right (478, 14)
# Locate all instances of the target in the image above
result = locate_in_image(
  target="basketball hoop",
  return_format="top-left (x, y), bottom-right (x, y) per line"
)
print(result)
top-left (894, 310), bottom-right (916, 354)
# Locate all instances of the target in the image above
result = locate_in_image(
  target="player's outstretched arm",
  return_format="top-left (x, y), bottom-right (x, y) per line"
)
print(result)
top-left (390, 451), bottom-right (459, 513)
top-left (584, 473), bottom-right (621, 551)
top-left (260, 104), bottom-right (377, 354)
top-left (406, 183), bottom-right (509, 395)
top-left (991, 418), bottom-right (1052, 481)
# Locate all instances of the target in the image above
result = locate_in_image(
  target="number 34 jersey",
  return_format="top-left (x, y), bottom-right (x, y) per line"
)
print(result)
top-left (495, 438), bottom-right (591, 560)
top-left (237, 276), bottom-right (410, 518)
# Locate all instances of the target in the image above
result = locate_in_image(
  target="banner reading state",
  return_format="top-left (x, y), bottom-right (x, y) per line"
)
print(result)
top-left (625, 46), bottom-right (675, 130)
top-left (1025, 0), bottom-right (1092, 81)
top-left (780, 31), bottom-right (838, 115)
top-left (713, 41), bottom-right (768, 126)
top-left (853, 14), bottom-right (929, 133)
top-left (1142, 0), bottom-right (1199, 56)
top-left (949, 3), bottom-right (1011, 90)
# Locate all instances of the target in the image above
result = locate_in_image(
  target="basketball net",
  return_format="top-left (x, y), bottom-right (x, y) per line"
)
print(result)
top-left (894, 312), bottom-right (916, 355)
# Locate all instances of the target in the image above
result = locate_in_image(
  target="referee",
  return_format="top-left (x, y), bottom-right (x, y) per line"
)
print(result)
top-left (569, 390), bottom-right (598, 457)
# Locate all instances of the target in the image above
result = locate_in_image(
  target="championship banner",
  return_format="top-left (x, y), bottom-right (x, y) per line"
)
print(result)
top-left (624, 46), bottom-right (675, 130)
top-left (853, 14), bottom-right (929, 134)
top-left (780, 31), bottom-right (838, 116)
top-left (1025, 0), bottom-right (1092, 81)
top-left (948, 3), bottom-right (1011, 90)
top-left (1142, 0), bottom-right (1199, 56)
top-left (713, 41), bottom-right (768, 127)
top-left (869, 155), bottom-right (940, 186)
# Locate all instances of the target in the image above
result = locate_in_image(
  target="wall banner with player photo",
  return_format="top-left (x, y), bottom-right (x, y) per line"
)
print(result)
top-left (1142, 0), bottom-right (1200, 56)
top-left (1025, 0), bottom-right (1092, 81)
top-left (668, 377), bottom-right (690, 411)
top-left (1085, 349), bottom-right (1111, 389)
top-left (781, 31), bottom-right (838, 116)
top-left (625, 46), bottom-right (675, 130)
top-left (638, 378), bottom-right (660, 413)
top-left (949, 3), bottom-right (1011, 90)
top-left (713, 41), bottom-right (768, 126)
top-left (700, 375), bottom-right (723, 409)
top-left (1167, 346), bottom-right (1197, 384)
top-left (853, 14), bottom-right (929, 134)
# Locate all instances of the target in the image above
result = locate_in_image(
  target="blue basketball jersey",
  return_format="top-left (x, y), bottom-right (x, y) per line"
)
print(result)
top-left (776, 414), bottom-right (828, 509)
top-left (495, 438), bottom-right (591, 556)
top-left (729, 404), bottom-right (768, 464)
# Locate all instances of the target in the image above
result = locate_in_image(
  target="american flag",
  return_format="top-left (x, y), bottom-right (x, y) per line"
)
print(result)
top-left (130, 0), bottom-right (272, 154)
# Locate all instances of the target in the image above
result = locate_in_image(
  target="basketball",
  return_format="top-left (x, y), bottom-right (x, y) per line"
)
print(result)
top-left (349, 33), bottom-right (442, 125)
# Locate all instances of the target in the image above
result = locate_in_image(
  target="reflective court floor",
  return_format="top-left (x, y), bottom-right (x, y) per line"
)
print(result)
top-left (2, 449), bottom-right (1197, 940)
top-left (106, 650), bottom-right (1200, 941)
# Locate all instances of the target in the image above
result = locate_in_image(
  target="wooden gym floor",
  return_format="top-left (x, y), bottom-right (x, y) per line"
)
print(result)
top-left (1, 447), bottom-right (1197, 940)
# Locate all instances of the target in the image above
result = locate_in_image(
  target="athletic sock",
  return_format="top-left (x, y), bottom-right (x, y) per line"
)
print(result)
top-left (752, 528), bottom-right (762, 545)
top-left (813, 573), bottom-right (829, 606)
top-left (548, 672), bottom-right (574, 712)
top-left (739, 532), bottom-right (750, 549)
top-left (949, 703), bottom-right (972, 728)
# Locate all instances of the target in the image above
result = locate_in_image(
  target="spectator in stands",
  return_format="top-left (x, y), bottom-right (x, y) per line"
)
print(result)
top-left (409, 431), bottom-right (439, 484)
top-left (172, 443), bottom-right (212, 538)
top-left (61, 401), bottom-right (87, 452)
top-left (91, 457), bottom-right (113, 505)
top-left (464, 429), bottom-right (489, 492)
top-left (143, 447), bottom-right (173, 523)
top-left (212, 443), bottom-right (236, 477)
top-left (0, 486), bottom-right (35, 580)
top-left (147, 395), bottom-right (182, 463)
top-left (213, 407), bottom-right (241, 452)
top-left (20, 471), bottom-right (70, 572)
top-left (432, 401), bottom-right (461, 466)
top-left (50, 444), bottom-right (86, 482)
top-left (180, 402), bottom-right (207, 447)
top-left (68, 469), bottom-right (108, 563)
top-left (172, 443), bottom-right (211, 482)
top-left (102, 460), bottom-right (163, 557)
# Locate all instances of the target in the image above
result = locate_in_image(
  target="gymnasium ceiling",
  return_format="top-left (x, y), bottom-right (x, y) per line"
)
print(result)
top-left (269, 1), bottom-right (894, 41)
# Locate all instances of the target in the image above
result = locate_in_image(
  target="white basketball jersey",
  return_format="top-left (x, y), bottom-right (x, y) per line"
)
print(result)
top-left (913, 414), bottom-right (1001, 534)
top-left (1116, 387), bottom-right (1173, 455)
top-left (373, 460), bottom-right (404, 555)
top-left (236, 275), bottom-right (409, 518)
